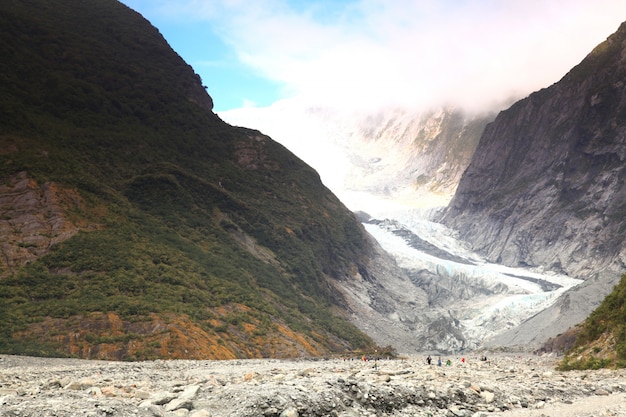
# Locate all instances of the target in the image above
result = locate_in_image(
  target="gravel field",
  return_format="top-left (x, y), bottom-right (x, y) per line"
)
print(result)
top-left (1, 353), bottom-right (625, 416)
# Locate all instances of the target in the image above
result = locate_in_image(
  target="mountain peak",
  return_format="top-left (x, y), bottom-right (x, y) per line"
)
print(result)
top-left (0, 0), bottom-right (379, 360)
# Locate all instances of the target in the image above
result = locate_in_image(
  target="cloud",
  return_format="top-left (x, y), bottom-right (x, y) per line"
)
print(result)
top-left (138, 0), bottom-right (626, 112)
top-left (241, 98), bottom-right (258, 108)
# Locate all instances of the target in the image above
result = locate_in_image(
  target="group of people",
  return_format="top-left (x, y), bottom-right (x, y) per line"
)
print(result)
top-left (426, 355), bottom-right (472, 366)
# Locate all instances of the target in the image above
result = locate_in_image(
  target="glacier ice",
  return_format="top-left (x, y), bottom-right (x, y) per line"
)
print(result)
top-left (363, 209), bottom-right (582, 348)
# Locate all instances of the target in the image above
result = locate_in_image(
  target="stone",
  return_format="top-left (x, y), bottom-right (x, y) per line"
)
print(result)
top-left (480, 391), bottom-right (495, 403)
top-left (1, 354), bottom-right (626, 417)
top-left (179, 385), bottom-right (200, 400)
top-left (447, 406), bottom-right (466, 416)
top-left (189, 411), bottom-right (212, 417)
top-left (64, 381), bottom-right (83, 390)
top-left (279, 407), bottom-right (298, 417)
top-left (165, 397), bottom-right (194, 412)
top-left (133, 389), bottom-right (151, 399)
top-left (150, 391), bottom-right (178, 405)
top-left (144, 404), bottom-right (165, 417)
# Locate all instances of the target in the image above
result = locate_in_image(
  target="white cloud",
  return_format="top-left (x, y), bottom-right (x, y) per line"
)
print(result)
top-left (141, 0), bottom-right (626, 112)
top-left (241, 98), bottom-right (258, 108)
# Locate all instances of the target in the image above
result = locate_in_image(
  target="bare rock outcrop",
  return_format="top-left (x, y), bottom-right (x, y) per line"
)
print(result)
top-left (440, 22), bottom-right (626, 346)
top-left (0, 171), bottom-right (86, 273)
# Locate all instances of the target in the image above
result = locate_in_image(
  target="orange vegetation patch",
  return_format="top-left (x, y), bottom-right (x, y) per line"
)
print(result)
top-left (13, 305), bottom-right (332, 361)
top-left (13, 312), bottom-right (238, 360)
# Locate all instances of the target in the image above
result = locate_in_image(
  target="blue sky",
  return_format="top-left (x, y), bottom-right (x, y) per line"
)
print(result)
top-left (121, 0), bottom-right (626, 112)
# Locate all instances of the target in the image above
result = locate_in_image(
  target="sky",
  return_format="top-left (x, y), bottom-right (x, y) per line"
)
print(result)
top-left (121, 0), bottom-right (626, 113)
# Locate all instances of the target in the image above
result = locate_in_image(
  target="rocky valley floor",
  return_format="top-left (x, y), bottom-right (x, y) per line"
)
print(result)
top-left (1, 353), bottom-right (625, 417)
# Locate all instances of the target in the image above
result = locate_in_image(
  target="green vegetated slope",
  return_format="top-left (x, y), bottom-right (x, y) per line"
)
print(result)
top-left (558, 273), bottom-right (626, 370)
top-left (0, 0), bottom-right (376, 359)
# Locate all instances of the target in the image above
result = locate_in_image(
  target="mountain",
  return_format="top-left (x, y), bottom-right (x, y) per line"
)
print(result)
top-left (221, 103), bottom-right (501, 353)
top-left (222, 103), bottom-right (495, 214)
top-left (0, 0), bottom-right (387, 360)
top-left (552, 272), bottom-right (626, 369)
top-left (440, 21), bottom-right (626, 348)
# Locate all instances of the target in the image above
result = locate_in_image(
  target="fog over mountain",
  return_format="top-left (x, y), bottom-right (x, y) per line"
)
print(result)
top-left (221, 21), bottom-right (626, 353)
top-left (221, 102), bottom-right (493, 214)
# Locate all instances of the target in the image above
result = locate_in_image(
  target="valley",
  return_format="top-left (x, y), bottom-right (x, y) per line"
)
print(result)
top-left (1, 0), bottom-right (624, 363)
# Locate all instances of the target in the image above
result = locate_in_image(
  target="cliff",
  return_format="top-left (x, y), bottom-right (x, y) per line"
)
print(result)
top-left (441, 22), bottom-right (626, 346)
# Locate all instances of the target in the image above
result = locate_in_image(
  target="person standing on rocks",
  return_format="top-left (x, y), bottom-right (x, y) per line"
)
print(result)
top-left (427, 355), bottom-right (432, 365)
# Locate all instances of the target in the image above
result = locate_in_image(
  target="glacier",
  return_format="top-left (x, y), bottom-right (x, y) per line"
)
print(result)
top-left (220, 102), bottom-right (582, 351)
top-left (360, 209), bottom-right (581, 348)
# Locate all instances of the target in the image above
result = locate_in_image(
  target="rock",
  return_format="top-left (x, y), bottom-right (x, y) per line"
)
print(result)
top-left (144, 404), bottom-right (165, 416)
top-left (442, 20), bottom-right (626, 348)
top-left (1, 354), bottom-right (625, 417)
top-left (179, 385), bottom-right (200, 400)
top-left (298, 368), bottom-right (314, 376)
top-left (480, 391), bottom-right (495, 403)
top-left (165, 397), bottom-right (194, 412)
top-left (189, 411), bottom-right (211, 417)
top-left (101, 386), bottom-right (123, 397)
top-left (447, 406), bottom-right (467, 416)
top-left (133, 389), bottom-right (151, 399)
top-left (150, 391), bottom-right (178, 405)
top-left (280, 407), bottom-right (298, 417)
top-left (0, 389), bottom-right (18, 396)
top-left (63, 381), bottom-right (81, 390)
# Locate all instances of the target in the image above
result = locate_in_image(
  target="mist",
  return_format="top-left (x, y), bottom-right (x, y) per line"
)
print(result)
top-left (184, 0), bottom-right (626, 112)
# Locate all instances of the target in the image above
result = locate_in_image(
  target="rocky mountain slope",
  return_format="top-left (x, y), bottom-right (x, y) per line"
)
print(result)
top-left (0, 0), bottom-right (399, 359)
top-left (557, 272), bottom-right (626, 369)
top-left (440, 21), bottom-right (626, 347)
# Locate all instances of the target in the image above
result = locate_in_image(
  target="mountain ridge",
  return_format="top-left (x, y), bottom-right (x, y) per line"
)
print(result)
top-left (440, 20), bottom-right (626, 347)
top-left (0, 0), bottom-right (385, 359)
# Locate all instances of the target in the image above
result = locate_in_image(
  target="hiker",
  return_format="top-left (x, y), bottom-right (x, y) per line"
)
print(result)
top-left (427, 355), bottom-right (432, 365)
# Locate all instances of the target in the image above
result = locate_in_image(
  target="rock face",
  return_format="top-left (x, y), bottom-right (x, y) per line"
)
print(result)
top-left (0, 171), bottom-right (85, 272)
top-left (337, 107), bottom-right (493, 199)
top-left (440, 22), bottom-right (626, 346)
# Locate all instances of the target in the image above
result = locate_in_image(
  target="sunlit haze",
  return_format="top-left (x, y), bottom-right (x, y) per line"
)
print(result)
top-left (122, 0), bottom-right (626, 112)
